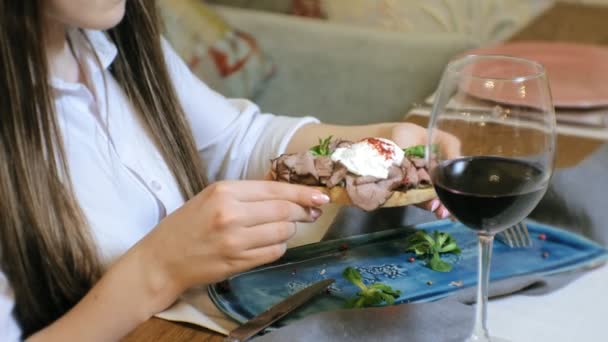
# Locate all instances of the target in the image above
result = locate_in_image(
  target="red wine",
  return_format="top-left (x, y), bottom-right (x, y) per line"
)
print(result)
top-left (433, 156), bottom-right (547, 234)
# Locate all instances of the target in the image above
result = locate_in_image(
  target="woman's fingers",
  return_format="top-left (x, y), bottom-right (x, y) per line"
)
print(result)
top-left (240, 243), bottom-right (288, 266)
top-left (435, 204), bottom-right (451, 219)
top-left (417, 198), bottom-right (451, 219)
top-left (240, 221), bottom-right (297, 250)
top-left (434, 129), bottom-right (462, 159)
top-left (241, 200), bottom-right (321, 227)
top-left (391, 123), bottom-right (461, 159)
top-left (206, 181), bottom-right (330, 207)
top-left (417, 198), bottom-right (439, 213)
top-left (391, 123), bottom-right (426, 148)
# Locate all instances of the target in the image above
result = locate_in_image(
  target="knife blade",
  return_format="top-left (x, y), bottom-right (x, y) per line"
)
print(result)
top-left (225, 278), bottom-right (335, 342)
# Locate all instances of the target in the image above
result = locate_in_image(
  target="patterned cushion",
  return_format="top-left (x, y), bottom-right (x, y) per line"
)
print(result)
top-left (206, 0), bottom-right (291, 13)
top-left (158, 0), bottom-right (275, 98)
top-left (290, 0), bottom-right (325, 18)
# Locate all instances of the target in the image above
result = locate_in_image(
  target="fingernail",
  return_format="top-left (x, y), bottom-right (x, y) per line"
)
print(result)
top-left (430, 199), bottom-right (440, 212)
top-left (310, 207), bottom-right (323, 220)
top-left (441, 207), bottom-right (451, 219)
top-left (312, 193), bottom-right (330, 205)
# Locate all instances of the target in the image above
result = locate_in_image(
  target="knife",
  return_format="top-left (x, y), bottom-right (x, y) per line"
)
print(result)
top-left (224, 278), bottom-right (335, 342)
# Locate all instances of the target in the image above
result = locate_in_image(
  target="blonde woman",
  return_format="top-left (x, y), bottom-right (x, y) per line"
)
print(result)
top-left (0, 1), bottom-right (453, 340)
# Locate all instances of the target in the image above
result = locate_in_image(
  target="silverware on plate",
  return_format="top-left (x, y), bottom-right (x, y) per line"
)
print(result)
top-left (497, 221), bottom-right (532, 248)
top-left (224, 278), bottom-right (335, 342)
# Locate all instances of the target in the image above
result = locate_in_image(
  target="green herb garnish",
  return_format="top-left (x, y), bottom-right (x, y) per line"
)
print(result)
top-left (403, 144), bottom-right (438, 158)
top-left (342, 267), bottom-right (401, 308)
top-left (310, 135), bottom-right (333, 156)
top-left (406, 231), bottom-right (461, 272)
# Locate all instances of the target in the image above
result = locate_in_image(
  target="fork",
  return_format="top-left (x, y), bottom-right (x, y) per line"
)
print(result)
top-left (496, 221), bottom-right (532, 248)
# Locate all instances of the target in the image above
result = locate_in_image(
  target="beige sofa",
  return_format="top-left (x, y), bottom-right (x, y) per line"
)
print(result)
top-left (210, 4), bottom-right (476, 125)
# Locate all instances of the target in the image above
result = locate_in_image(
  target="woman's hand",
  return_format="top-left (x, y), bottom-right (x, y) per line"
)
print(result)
top-left (137, 180), bottom-right (330, 311)
top-left (390, 122), bottom-right (461, 159)
top-left (390, 122), bottom-right (461, 219)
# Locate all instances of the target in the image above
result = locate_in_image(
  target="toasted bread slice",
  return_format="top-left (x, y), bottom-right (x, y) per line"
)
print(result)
top-left (312, 186), bottom-right (436, 208)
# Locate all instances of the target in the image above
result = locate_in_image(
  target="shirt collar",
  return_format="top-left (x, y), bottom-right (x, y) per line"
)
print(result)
top-left (81, 29), bottom-right (118, 70)
top-left (50, 29), bottom-right (118, 91)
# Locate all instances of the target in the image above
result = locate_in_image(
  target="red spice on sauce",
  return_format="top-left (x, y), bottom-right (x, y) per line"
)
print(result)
top-left (364, 137), bottom-right (394, 160)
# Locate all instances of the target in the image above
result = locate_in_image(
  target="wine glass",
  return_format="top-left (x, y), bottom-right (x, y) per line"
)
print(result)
top-left (427, 55), bottom-right (556, 341)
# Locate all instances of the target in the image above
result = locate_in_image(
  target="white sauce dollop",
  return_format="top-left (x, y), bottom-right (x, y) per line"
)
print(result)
top-left (330, 138), bottom-right (403, 179)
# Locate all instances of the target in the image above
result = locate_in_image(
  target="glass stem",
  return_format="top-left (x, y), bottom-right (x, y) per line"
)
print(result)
top-left (470, 233), bottom-right (494, 341)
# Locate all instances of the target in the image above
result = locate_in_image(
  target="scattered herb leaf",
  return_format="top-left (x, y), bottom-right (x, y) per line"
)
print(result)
top-left (406, 230), bottom-right (461, 272)
top-left (342, 267), bottom-right (401, 308)
top-left (310, 135), bottom-right (333, 156)
top-left (403, 144), bottom-right (438, 158)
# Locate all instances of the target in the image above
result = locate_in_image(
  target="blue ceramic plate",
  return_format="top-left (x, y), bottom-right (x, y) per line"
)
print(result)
top-left (209, 220), bottom-right (607, 325)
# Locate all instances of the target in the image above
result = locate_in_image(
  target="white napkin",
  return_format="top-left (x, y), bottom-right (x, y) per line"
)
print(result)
top-left (488, 263), bottom-right (608, 342)
top-left (154, 204), bottom-right (341, 335)
top-left (411, 93), bottom-right (608, 140)
top-left (154, 287), bottom-right (238, 335)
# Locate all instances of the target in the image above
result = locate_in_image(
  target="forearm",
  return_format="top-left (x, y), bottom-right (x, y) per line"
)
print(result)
top-left (27, 244), bottom-right (177, 341)
top-left (286, 122), bottom-right (398, 153)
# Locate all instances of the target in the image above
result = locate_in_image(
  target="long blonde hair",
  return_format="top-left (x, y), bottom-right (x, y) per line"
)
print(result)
top-left (0, 0), bottom-right (205, 336)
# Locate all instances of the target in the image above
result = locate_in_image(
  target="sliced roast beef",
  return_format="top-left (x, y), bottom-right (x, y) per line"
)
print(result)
top-left (344, 166), bottom-right (405, 211)
top-left (410, 157), bottom-right (427, 169)
top-left (345, 175), bottom-right (392, 211)
top-left (329, 139), bottom-right (353, 152)
top-left (314, 156), bottom-right (334, 178)
top-left (283, 152), bottom-right (318, 179)
top-left (380, 166), bottom-right (405, 191)
top-left (354, 175), bottom-right (380, 185)
top-left (326, 163), bottom-right (348, 188)
top-left (271, 152), bottom-right (320, 184)
top-left (417, 168), bottom-right (432, 187)
top-left (271, 156), bottom-right (292, 182)
top-left (401, 157), bottom-right (412, 170)
top-left (291, 174), bottom-right (320, 186)
top-left (403, 164), bottom-right (419, 188)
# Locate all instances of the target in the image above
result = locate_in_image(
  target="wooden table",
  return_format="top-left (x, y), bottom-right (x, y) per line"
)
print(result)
top-left (124, 3), bottom-right (608, 341)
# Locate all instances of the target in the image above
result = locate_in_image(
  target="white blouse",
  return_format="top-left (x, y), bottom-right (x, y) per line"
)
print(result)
top-left (0, 30), bottom-right (317, 340)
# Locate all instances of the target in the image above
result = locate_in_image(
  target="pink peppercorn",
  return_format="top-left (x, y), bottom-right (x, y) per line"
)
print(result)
top-left (408, 257), bottom-right (416, 263)
top-left (539, 233), bottom-right (547, 241)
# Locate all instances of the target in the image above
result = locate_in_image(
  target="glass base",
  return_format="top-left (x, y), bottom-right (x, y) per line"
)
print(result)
top-left (465, 336), bottom-right (510, 342)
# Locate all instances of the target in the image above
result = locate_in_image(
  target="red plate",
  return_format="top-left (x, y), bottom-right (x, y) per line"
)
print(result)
top-left (463, 41), bottom-right (608, 109)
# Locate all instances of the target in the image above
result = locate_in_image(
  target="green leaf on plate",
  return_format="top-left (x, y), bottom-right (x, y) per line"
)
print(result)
top-left (405, 230), bottom-right (461, 272)
top-left (342, 267), bottom-right (401, 308)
